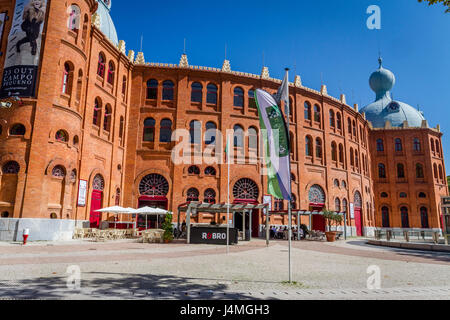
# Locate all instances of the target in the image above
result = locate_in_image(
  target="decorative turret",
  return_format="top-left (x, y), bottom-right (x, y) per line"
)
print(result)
top-left (179, 54), bottom-right (189, 68)
top-left (261, 67), bottom-right (269, 79)
top-left (222, 60), bottom-right (231, 72)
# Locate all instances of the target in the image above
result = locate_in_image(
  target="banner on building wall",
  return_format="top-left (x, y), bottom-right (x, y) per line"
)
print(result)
top-left (77, 180), bottom-right (87, 207)
top-left (0, 13), bottom-right (6, 49)
top-left (0, 0), bottom-right (48, 98)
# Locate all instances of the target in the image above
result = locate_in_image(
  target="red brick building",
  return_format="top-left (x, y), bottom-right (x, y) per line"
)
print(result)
top-left (0, 0), bottom-right (447, 240)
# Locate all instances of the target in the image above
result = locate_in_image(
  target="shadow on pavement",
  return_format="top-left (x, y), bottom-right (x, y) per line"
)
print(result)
top-left (0, 272), bottom-right (264, 300)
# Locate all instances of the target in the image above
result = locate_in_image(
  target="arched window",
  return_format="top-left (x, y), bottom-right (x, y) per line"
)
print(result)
top-left (336, 112), bottom-right (342, 130)
top-left (314, 105), bottom-right (321, 122)
top-left (339, 144), bottom-right (344, 163)
top-left (439, 165), bottom-right (444, 181)
top-left (67, 5), bottom-right (81, 31)
top-left (233, 87), bottom-right (244, 107)
top-left (305, 136), bottom-right (313, 157)
top-left (92, 174), bottom-right (105, 191)
top-left (329, 110), bottom-right (335, 128)
top-left (1, 212), bottom-right (9, 218)
top-left (93, 98), bottom-right (101, 126)
top-left (191, 82), bottom-right (203, 103)
top-left (342, 198), bottom-right (348, 213)
top-left (352, 120), bottom-right (357, 137)
top-left (159, 119), bottom-right (172, 143)
top-left (433, 164), bottom-right (438, 179)
top-left (401, 207), bottom-right (409, 228)
top-left (10, 124), bottom-right (26, 136)
top-left (248, 90), bottom-right (257, 109)
top-left (413, 138), bottom-right (421, 152)
top-left (119, 117), bottom-right (124, 140)
top-left (381, 192), bottom-right (388, 198)
top-left (107, 61), bottom-right (115, 85)
top-left (73, 135), bottom-right (79, 147)
top-left (431, 139), bottom-right (435, 153)
top-left (435, 140), bottom-right (440, 155)
top-left (233, 178), bottom-right (259, 200)
top-left (75, 69), bottom-right (83, 102)
top-left (248, 127), bottom-right (258, 150)
top-left (190, 120), bottom-right (201, 144)
top-left (274, 199), bottom-right (284, 211)
top-left (188, 166), bottom-right (200, 175)
top-left (205, 122), bottom-right (217, 145)
top-left (304, 102), bottom-right (311, 121)
top-left (146, 79), bottom-right (158, 100)
top-left (420, 207), bottom-right (429, 229)
top-left (139, 174), bottom-right (169, 196)
top-left (355, 151), bottom-right (359, 170)
top-left (122, 76), bottom-right (127, 95)
top-left (347, 118), bottom-right (352, 135)
top-left (186, 188), bottom-right (199, 202)
top-left (2, 161), bottom-right (20, 174)
top-left (342, 180), bottom-right (347, 189)
top-left (309, 185), bottom-right (325, 204)
top-left (315, 138), bottom-right (322, 158)
top-left (97, 53), bottom-right (106, 78)
top-left (233, 125), bottom-right (244, 148)
top-left (382, 207), bottom-right (390, 228)
top-left (397, 163), bottom-right (405, 179)
top-left (350, 148), bottom-right (354, 167)
top-left (162, 80), bottom-right (174, 101)
top-left (334, 179), bottom-right (339, 188)
top-left (354, 191), bottom-right (362, 208)
top-left (416, 164), bottom-right (424, 179)
top-left (335, 198), bottom-right (341, 212)
top-left (204, 189), bottom-right (216, 204)
top-left (62, 62), bottom-right (73, 94)
top-left (55, 130), bottom-right (68, 142)
top-left (52, 165), bottom-right (66, 177)
top-left (331, 142), bottom-right (337, 162)
top-left (418, 192), bottom-right (427, 198)
top-left (143, 118), bottom-right (155, 142)
top-left (399, 192), bottom-right (408, 198)
top-left (291, 194), bottom-right (297, 209)
top-left (204, 167), bottom-right (216, 176)
top-left (103, 105), bottom-right (112, 132)
top-left (378, 163), bottom-right (386, 179)
top-left (395, 138), bottom-right (403, 152)
top-left (207, 84), bottom-right (218, 105)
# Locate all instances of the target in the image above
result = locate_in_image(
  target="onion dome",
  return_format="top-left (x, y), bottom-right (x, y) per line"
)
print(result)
top-left (361, 58), bottom-right (426, 128)
top-left (95, 0), bottom-right (118, 46)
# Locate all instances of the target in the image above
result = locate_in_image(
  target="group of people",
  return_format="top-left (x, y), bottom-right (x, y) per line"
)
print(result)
top-left (264, 225), bottom-right (309, 240)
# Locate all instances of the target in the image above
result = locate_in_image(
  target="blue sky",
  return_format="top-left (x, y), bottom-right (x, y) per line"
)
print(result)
top-left (111, 0), bottom-right (450, 170)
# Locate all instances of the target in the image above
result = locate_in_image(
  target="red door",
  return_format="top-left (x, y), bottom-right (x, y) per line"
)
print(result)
top-left (252, 210), bottom-right (260, 238)
top-left (355, 208), bottom-right (363, 236)
top-left (312, 215), bottom-right (326, 232)
top-left (90, 190), bottom-right (103, 228)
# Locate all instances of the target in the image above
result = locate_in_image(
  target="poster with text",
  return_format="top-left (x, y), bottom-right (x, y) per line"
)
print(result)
top-left (0, 0), bottom-right (47, 98)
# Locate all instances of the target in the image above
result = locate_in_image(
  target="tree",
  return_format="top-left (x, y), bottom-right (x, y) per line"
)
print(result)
top-left (418, 0), bottom-right (450, 12)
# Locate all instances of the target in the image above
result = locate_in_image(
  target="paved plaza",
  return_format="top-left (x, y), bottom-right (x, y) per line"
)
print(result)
top-left (0, 239), bottom-right (449, 300)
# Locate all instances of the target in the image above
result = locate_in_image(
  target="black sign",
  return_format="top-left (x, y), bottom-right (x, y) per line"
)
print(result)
top-left (442, 197), bottom-right (450, 206)
top-left (190, 227), bottom-right (238, 245)
top-left (0, 0), bottom-right (48, 98)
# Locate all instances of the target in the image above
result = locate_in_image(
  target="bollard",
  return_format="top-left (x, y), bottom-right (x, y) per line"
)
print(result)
top-left (23, 228), bottom-right (30, 245)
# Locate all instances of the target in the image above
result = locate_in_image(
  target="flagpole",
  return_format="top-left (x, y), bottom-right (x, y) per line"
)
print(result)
top-left (227, 133), bottom-right (230, 254)
top-left (285, 68), bottom-right (293, 284)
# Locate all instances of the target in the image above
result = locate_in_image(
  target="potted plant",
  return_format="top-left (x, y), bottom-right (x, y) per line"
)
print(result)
top-left (322, 210), bottom-right (343, 242)
top-left (162, 213), bottom-right (174, 243)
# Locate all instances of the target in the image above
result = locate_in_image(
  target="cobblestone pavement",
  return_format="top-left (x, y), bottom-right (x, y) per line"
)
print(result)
top-left (0, 239), bottom-right (449, 300)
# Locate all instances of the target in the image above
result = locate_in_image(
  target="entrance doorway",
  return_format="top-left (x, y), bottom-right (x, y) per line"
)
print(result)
top-left (137, 196), bottom-right (168, 230)
top-left (355, 207), bottom-right (363, 236)
top-left (310, 204), bottom-right (325, 232)
top-left (89, 190), bottom-right (103, 228)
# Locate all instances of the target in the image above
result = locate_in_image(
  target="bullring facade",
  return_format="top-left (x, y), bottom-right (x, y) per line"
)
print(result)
top-left (0, 0), bottom-right (447, 241)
